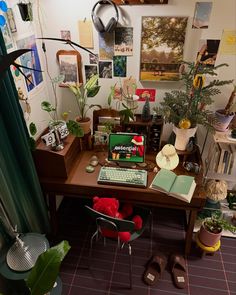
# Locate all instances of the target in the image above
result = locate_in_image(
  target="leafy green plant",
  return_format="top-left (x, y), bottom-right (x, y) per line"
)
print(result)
top-left (68, 74), bottom-right (101, 121)
top-left (157, 61), bottom-right (234, 130)
top-left (203, 214), bottom-right (236, 234)
top-left (26, 240), bottom-right (71, 295)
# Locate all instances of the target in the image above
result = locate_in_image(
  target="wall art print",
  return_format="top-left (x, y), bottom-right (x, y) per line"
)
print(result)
top-left (16, 35), bottom-right (43, 92)
top-left (113, 56), bottom-right (127, 77)
top-left (197, 39), bottom-right (220, 67)
top-left (192, 2), bottom-right (212, 29)
top-left (99, 32), bottom-right (114, 60)
top-left (99, 61), bottom-right (112, 79)
top-left (114, 27), bottom-right (133, 56)
top-left (140, 16), bottom-right (188, 81)
top-left (135, 89), bottom-right (156, 102)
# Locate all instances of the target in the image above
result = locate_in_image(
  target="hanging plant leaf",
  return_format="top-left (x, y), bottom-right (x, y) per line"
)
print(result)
top-left (51, 74), bottom-right (65, 85)
top-left (66, 120), bottom-right (84, 137)
top-left (41, 101), bottom-right (56, 113)
top-left (87, 85), bottom-right (100, 97)
top-left (29, 122), bottom-right (37, 136)
top-left (26, 241), bottom-right (71, 295)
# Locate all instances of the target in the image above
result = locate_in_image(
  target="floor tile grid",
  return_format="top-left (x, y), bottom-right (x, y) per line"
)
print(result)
top-left (57, 199), bottom-right (236, 295)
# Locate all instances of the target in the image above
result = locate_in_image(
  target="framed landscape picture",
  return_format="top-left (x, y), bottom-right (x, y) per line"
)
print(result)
top-left (140, 16), bottom-right (188, 81)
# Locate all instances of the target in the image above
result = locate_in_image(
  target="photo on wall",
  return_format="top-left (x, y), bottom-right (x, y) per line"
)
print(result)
top-left (84, 65), bottom-right (98, 82)
top-left (113, 56), bottom-right (127, 77)
top-left (197, 39), bottom-right (220, 67)
top-left (192, 2), bottom-right (213, 29)
top-left (99, 61), bottom-right (112, 79)
top-left (89, 53), bottom-right (98, 64)
top-left (99, 32), bottom-right (114, 60)
top-left (140, 16), bottom-right (188, 81)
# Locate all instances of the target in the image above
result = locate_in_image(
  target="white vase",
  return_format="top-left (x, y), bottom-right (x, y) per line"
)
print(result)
top-left (173, 126), bottom-right (197, 151)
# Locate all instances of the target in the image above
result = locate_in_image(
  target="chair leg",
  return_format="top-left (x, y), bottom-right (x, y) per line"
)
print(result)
top-left (128, 243), bottom-right (132, 289)
top-left (89, 231), bottom-right (98, 269)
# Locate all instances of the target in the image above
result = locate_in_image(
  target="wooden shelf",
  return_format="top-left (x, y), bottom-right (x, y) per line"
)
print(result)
top-left (113, 0), bottom-right (168, 4)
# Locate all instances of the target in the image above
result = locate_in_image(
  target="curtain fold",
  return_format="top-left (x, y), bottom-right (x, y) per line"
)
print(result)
top-left (0, 31), bottom-right (50, 234)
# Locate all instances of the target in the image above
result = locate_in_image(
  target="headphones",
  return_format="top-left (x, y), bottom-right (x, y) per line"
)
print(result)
top-left (91, 0), bottom-right (119, 33)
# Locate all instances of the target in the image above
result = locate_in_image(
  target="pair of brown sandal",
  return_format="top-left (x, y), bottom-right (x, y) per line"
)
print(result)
top-left (143, 252), bottom-right (187, 289)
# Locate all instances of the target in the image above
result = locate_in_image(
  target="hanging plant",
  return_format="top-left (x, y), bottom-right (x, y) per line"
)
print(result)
top-left (18, 1), bottom-right (33, 22)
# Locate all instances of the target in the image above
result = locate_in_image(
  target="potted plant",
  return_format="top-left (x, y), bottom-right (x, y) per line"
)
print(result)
top-left (68, 74), bottom-right (101, 134)
top-left (214, 83), bottom-right (236, 132)
top-left (18, 1), bottom-right (33, 22)
top-left (157, 61), bottom-right (234, 150)
top-left (199, 214), bottom-right (236, 247)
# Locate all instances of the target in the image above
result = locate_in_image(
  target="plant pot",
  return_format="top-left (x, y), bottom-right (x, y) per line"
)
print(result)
top-left (173, 126), bottom-right (197, 151)
top-left (198, 221), bottom-right (222, 247)
top-left (76, 117), bottom-right (91, 134)
top-left (48, 120), bottom-right (68, 151)
top-left (213, 110), bottom-right (235, 132)
top-left (18, 3), bottom-right (33, 21)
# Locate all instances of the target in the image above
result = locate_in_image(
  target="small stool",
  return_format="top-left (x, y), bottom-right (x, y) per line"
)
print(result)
top-left (195, 232), bottom-right (221, 257)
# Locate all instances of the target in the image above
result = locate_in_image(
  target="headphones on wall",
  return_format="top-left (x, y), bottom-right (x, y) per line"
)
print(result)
top-left (91, 0), bottom-right (119, 33)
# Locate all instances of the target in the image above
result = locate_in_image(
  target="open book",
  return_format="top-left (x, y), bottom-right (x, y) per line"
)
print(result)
top-left (150, 168), bottom-right (196, 203)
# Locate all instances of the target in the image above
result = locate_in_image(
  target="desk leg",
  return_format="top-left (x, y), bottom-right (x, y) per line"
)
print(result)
top-left (185, 210), bottom-right (197, 256)
top-left (48, 193), bottom-right (58, 237)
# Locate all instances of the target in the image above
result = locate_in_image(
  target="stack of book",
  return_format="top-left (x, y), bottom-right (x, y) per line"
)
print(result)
top-left (211, 143), bottom-right (236, 175)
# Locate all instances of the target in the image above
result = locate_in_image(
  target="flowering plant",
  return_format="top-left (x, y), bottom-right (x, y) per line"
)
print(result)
top-left (158, 61), bottom-right (234, 129)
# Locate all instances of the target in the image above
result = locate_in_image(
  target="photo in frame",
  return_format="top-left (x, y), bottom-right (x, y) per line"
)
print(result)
top-left (56, 50), bottom-right (83, 87)
top-left (196, 39), bottom-right (220, 67)
top-left (140, 16), bottom-right (188, 81)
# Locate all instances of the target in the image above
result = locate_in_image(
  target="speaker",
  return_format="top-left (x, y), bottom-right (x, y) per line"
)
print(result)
top-left (91, 0), bottom-right (119, 33)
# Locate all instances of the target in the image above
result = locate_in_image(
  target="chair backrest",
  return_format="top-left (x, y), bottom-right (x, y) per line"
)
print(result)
top-left (85, 205), bottom-right (135, 233)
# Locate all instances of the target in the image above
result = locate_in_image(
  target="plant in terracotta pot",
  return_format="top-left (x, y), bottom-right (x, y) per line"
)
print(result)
top-left (199, 214), bottom-right (236, 247)
top-left (68, 74), bottom-right (101, 134)
top-left (157, 61), bottom-right (233, 150)
top-left (214, 83), bottom-right (236, 132)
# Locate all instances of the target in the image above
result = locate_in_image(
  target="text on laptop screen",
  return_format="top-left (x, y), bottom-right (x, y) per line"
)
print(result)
top-left (108, 133), bottom-right (146, 163)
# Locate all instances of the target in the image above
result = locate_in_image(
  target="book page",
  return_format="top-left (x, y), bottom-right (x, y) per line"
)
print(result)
top-left (170, 175), bottom-right (195, 195)
top-left (150, 169), bottom-right (177, 192)
top-left (171, 181), bottom-right (196, 203)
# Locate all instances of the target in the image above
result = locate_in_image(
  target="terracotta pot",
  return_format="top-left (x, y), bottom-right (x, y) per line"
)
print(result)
top-left (173, 126), bottom-right (197, 151)
top-left (213, 110), bottom-right (235, 132)
top-left (76, 117), bottom-right (91, 134)
top-left (198, 221), bottom-right (222, 247)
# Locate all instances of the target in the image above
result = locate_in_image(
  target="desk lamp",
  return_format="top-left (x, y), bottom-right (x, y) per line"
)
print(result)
top-left (156, 144), bottom-right (179, 170)
top-left (0, 199), bottom-right (48, 272)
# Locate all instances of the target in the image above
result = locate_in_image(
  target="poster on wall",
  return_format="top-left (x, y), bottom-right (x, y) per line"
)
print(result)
top-left (0, 21), bottom-right (14, 51)
top-left (219, 30), bottom-right (236, 55)
top-left (114, 27), bottom-right (133, 56)
top-left (99, 32), bottom-right (114, 60)
top-left (84, 65), bottom-right (98, 82)
top-left (16, 35), bottom-right (43, 92)
top-left (196, 39), bottom-right (220, 66)
top-left (60, 30), bottom-right (71, 40)
top-left (192, 2), bottom-right (212, 29)
top-left (140, 16), bottom-right (188, 82)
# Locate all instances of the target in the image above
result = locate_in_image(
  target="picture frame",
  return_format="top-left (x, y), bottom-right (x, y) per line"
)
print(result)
top-left (56, 50), bottom-right (83, 87)
top-left (140, 16), bottom-right (188, 82)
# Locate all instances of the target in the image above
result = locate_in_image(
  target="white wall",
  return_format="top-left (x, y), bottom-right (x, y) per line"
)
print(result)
top-left (7, 0), bottom-right (236, 141)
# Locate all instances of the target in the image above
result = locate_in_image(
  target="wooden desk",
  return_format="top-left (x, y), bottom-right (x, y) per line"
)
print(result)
top-left (39, 151), bottom-right (206, 255)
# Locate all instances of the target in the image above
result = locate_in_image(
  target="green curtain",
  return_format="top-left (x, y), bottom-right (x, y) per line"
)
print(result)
top-left (0, 31), bottom-right (50, 235)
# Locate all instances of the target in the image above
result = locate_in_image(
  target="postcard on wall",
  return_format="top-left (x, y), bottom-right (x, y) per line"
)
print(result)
top-left (113, 56), bottom-right (127, 77)
top-left (196, 39), bottom-right (220, 66)
top-left (60, 30), bottom-right (71, 40)
top-left (6, 8), bottom-right (17, 33)
top-left (16, 35), bottom-right (43, 92)
top-left (84, 65), bottom-right (98, 82)
top-left (136, 89), bottom-right (156, 102)
top-left (78, 20), bottom-right (93, 48)
top-left (89, 53), bottom-right (98, 64)
top-left (99, 32), bottom-right (114, 60)
top-left (99, 61), bottom-right (112, 79)
top-left (1, 22), bottom-right (14, 51)
top-left (219, 30), bottom-right (236, 55)
top-left (140, 16), bottom-right (188, 82)
top-left (192, 2), bottom-right (212, 29)
top-left (114, 27), bottom-right (133, 56)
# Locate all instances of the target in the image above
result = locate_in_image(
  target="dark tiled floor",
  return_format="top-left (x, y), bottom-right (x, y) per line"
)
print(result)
top-left (56, 198), bottom-right (236, 295)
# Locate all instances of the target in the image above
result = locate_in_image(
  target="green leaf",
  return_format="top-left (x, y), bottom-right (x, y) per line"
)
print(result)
top-left (107, 86), bottom-right (115, 106)
top-left (87, 85), bottom-right (100, 97)
top-left (67, 120), bottom-right (84, 137)
top-left (29, 122), bottom-right (37, 136)
top-left (51, 74), bottom-right (65, 84)
top-left (26, 241), bottom-right (71, 295)
top-left (84, 74), bottom-right (98, 90)
top-left (41, 101), bottom-right (56, 113)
